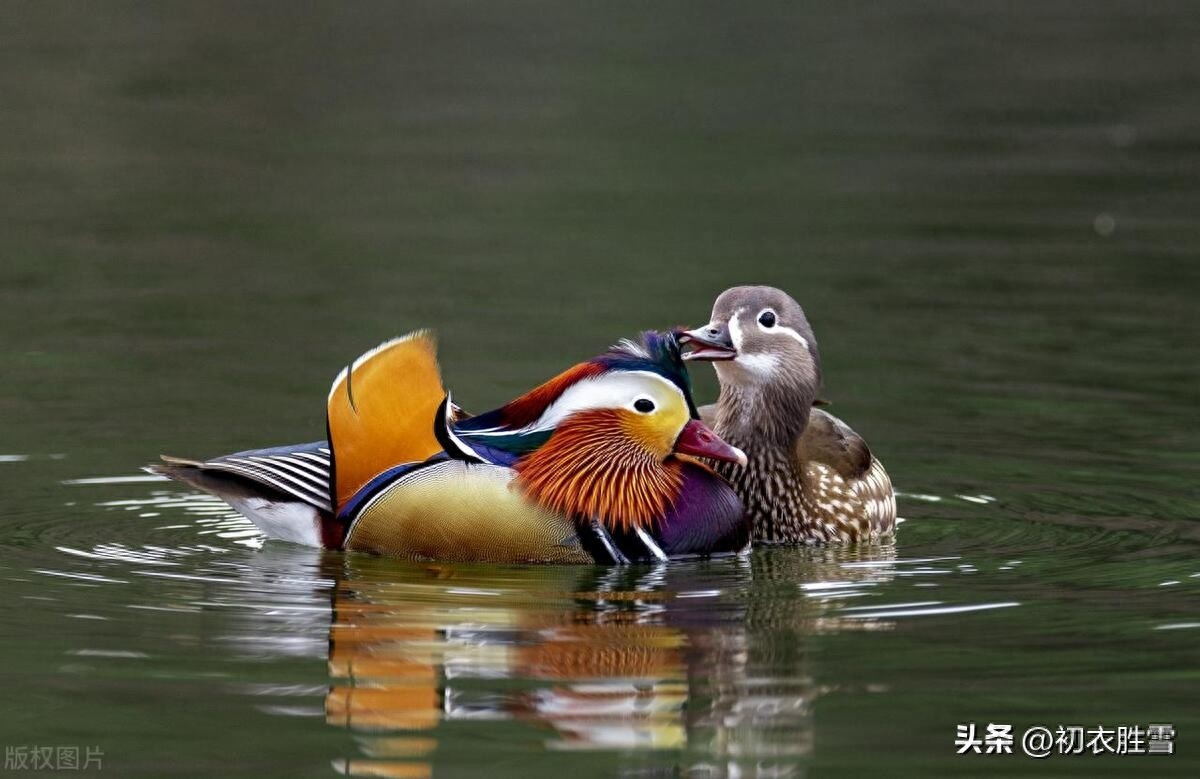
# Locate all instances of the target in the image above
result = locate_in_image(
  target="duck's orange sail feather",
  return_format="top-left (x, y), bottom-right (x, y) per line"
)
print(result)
top-left (327, 331), bottom-right (446, 511)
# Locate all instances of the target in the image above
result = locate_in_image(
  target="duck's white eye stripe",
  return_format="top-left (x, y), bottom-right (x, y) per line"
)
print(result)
top-left (731, 307), bottom-right (808, 350)
top-left (471, 370), bottom-right (684, 436)
top-left (776, 326), bottom-right (809, 349)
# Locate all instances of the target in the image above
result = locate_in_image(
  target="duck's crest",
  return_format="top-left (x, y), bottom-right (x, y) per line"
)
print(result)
top-left (598, 330), bottom-right (699, 419)
top-left (442, 331), bottom-right (699, 465)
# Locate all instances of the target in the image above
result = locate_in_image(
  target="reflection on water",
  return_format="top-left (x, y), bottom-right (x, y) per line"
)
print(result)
top-left (320, 555), bottom-right (885, 777)
top-left (7, 464), bottom-right (1196, 776)
top-left (36, 479), bottom-right (1045, 777)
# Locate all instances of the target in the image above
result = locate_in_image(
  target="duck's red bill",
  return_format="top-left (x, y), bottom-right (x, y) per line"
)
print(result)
top-left (673, 419), bottom-right (747, 466)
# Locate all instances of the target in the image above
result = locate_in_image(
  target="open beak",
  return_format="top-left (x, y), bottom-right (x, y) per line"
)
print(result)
top-left (673, 419), bottom-right (747, 466)
top-left (678, 323), bottom-right (737, 361)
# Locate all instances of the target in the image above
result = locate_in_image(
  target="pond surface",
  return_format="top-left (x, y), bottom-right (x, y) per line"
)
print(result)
top-left (1, 3), bottom-right (1198, 777)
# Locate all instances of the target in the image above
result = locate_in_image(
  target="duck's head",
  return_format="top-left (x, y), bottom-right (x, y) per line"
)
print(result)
top-left (442, 331), bottom-right (745, 529)
top-left (679, 286), bottom-right (822, 431)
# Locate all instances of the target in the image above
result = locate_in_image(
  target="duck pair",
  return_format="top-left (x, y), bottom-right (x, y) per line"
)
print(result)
top-left (152, 287), bottom-right (895, 563)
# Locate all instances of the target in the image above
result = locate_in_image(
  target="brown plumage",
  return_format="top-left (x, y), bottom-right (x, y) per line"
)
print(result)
top-left (682, 286), bottom-right (896, 544)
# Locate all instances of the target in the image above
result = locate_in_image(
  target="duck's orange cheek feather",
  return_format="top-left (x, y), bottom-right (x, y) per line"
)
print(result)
top-left (514, 410), bottom-right (683, 531)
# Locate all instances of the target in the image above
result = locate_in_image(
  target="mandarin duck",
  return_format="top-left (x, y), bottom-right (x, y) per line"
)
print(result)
top-left (679, 286), bottom-right (896, 545)
top-left (150, 330), bottom-right (749, 564)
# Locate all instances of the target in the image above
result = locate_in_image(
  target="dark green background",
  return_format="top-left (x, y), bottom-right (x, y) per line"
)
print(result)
top-left (1, 3), bottom-right (1196, 777)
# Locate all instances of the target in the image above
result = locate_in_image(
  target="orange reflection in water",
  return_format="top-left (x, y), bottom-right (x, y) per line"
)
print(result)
top-left (322, 548), bottom-right (895, 777)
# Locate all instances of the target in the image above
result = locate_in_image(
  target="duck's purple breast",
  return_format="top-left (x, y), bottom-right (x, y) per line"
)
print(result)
top-left (655, 461), bottom-right (748, 557)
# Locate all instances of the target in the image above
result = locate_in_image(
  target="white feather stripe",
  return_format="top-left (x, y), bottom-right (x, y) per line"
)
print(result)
top-left (466, 371), bottom-right (687, 437)
top-left (213, 458), bottom-right (330, 508)
top-left (614, 338), bottom-right (650, 359)
top-left (728, 310), bottom-right (745, 350)
top-left (590, 520), bottom-right (629, 564)
top-left (201, 461), bottom-right (331, 511)
top-left (775, 325), bottom-right (810, 348)
top-left (326, 329), bottom-right (434, 404)
top-left (220, 456), bottom-right (326, 490)
top-left (289, 451), bottom-right (332, 470)
top-left (256, 454), bottom-right (328, 479)
top-left (243, 458), bottom-right (329, 494)
top-left (442, 392), bottom-right (487, 461)
top-left (634, 526), bottom-right (668, 562)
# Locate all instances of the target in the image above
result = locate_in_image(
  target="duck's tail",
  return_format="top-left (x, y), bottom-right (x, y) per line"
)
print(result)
top-left (147, 442), bottom-right (341, 547)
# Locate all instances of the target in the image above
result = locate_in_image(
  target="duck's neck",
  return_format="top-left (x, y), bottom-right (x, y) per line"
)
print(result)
top-left (714, 379), bottom-right (814, 450)
top-left (515, 411), bottom-right (682, 531)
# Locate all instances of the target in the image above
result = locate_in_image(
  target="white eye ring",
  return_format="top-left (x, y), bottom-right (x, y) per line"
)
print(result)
top-left (757, 309), bottom-right (778, 329)
top-left (633, 397), bottom-right (656, 413)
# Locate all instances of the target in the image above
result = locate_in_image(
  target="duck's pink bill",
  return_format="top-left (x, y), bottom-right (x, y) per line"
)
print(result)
top-left (674, 419), bottom-right (747, 466)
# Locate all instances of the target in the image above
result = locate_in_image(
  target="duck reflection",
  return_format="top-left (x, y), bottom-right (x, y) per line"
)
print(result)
top-left (321, 544), bottom-right (896, 778)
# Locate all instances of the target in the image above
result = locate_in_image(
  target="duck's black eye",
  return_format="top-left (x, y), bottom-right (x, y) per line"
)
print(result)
top-left (634, 398), bottom-right (655, 413)
top-left (759, 310), bottom-right (777, 328)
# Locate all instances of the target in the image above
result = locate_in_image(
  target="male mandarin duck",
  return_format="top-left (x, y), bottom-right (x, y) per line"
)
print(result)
top-left (678, 286), bottom-right (896, 545)
top-left (150, 330), bottom-right (750, 564)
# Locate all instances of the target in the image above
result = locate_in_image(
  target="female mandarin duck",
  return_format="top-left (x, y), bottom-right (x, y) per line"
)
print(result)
top-left (679, 286), bottom-right (896, 545)
top-left (150, 330), bottom-right (749, 564)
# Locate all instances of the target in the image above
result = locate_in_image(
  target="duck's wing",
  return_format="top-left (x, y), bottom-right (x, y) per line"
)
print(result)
top-left (797, 408), bottom-right (897, 538)
top-left (705, 399), bottom-right (871, 476)
top-left (327, 330), bottom-right (448, 511)
top-left (797, 408), bottom-right (874, 480)
top-left (151, 441), bottom-right (332, 510)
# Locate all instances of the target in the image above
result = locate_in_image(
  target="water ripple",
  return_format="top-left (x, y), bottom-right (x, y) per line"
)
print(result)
top-left (8, 471), bottom-right (1195, 776)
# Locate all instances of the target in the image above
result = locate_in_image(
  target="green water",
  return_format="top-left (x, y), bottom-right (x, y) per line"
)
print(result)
top-left (2, 3), bottom-right (1198, 777)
